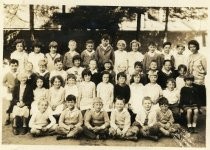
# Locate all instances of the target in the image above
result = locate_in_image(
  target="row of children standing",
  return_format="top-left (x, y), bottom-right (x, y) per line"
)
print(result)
top-left (3, 34), bottom-right (207, 140)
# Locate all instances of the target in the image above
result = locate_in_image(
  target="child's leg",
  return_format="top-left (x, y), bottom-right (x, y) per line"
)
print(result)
top-left (67, 126), bottom-right (83, 138)
top-left (30, 128), bottom-right (41, 136)
top-left (192, 108), bottom-right (199, 133)
top-left (125, 126), bottom-right (139, 137)
top-left (83, 126), bottom-right (97, 139)
top-left (56, 126), bottom-right (70, 135)
top-left (109, 127), bottom-right (117, 137)
top-left (186, 108), bottom-right (193, 128)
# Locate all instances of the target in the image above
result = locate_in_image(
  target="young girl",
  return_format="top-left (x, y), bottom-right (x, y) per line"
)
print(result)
top-left (10, 39), bottom-right (28, 71)
top-left (157, 60), bottom-right (176, 89)
top-left (95, 34), bottom-right (115, 72)
top-left (78, 69), bottom-right (96, 114)
top-left (142, 42), bottom-right (164, 73)
top-left (102, 60), bottom-right (116, 85)
top-left (67, 55), bottom-right (84, 83)
top-left (97, 71), bottom-right (114, 113)
top-left (161, 42), bottom-right (175, 67)
top-left (24, 62), bottom-right (37, 90)
top-left (48, 75), bottom-right (65, 118)
top-left (173, 44), bottom-right (188, 70)
top-left (176, 64), bottom-right (187, 93)
top-left (114, 40), bottom-right (128, 72)
top-left (81, 40), bottom-right (95, 68)
top-left (162, 78), bottom-right (180, 121)
top-left (127, 40), bottom-right (144, 74)
top-left (30, 76), bottom-right (49, 115)
top-left (129, 73), bottom-right (145, 114)
top-left (180, 74), bottom-right (200, 133)
top-left (28, 40), bottom-right (45, 72)
top-left (64, 74), bottom-right (79, 100)
top-left (89, 59), bottom-right (100, 86)
top-left (63, 40), bottom-right (79, 70)
top-left (10, 72), bottom-right (34, 135)
top-left (45, 41), bottom-right (61, 71)
top-left (188, 40), bottom-right (207, 106)
top-left (144, 72), bottom-right (163, 110)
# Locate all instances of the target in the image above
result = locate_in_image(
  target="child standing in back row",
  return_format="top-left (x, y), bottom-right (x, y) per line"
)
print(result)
top-left (63, 40), bottom-right (79, 70)
top-left (81, 40), bottom-right (95, 68)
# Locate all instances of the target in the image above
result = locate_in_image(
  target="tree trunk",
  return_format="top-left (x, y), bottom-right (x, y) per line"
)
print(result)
top-left (164, 7), bottom-right (169, 42)
top-left (136, 11), bottom-right (141, 40)
top-left (29, 5), bottom-right (34, 40)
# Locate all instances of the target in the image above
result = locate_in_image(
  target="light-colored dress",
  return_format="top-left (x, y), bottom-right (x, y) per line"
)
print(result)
top-left (10, 50), bottom-right (28, 71)
top-left (127, 51), bottom-right (144, 74)
top-left (64, 84), bottom-right (79, 99)
top-left (45, 53), bottom-right (61, 71)
top-left (28, 52), bottom-right (45, 72)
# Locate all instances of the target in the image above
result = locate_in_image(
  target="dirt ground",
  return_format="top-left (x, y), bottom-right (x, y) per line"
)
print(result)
top-left (1, 100), bottom-right (206, 147)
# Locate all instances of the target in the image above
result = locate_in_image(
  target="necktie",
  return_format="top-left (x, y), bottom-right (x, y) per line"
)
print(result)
top-left (144, 112), bottom-right (149, 126)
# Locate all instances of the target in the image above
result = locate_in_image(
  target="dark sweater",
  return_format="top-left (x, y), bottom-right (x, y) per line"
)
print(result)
top-left (114, 84), bottom-right (130, 104)
top-left (157, 70), bottom-right (176, 89)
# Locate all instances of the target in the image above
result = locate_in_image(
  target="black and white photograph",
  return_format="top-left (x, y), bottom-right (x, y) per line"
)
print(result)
top-left (1, 0), bottom-right (208, 149)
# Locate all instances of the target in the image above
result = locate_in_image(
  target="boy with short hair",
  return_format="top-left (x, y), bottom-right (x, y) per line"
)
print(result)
top-left (56, 95), bottom-right (83, 140)
top-left (109, 97), bottom-right (131, 139)
top-left (29, 100), bottom-right (57, 137)
top-left (3, 59), bottom-right (19, 125)
top-left (81, 40), bottom-right (95, 68)
top-left (83, 97), bottom-right (110, 139)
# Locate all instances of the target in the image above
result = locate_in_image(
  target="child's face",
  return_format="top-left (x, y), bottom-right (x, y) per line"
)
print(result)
top-left (178, 68), bottom-right (186, 76)
top-left (53, 78), bottom-right (61, 88)
top-left (189, 44), bottom-right (198, 54)
top-left (149, 62), bottom-right (157, 70)
top-left (89, 60), bottom-right (97, 70)
top-left (49, 46), bottom-right (57, 53)
top-left (93, 102), bottom-right (103, 112)
top-left (84, 74), bottom-right (91, 82)
top-left (163, 62), bottom-right (172, 71)
top-left (86, 43), bottom-right (94, 52)
top-left (149, 75), bottom-right (157, 83)
top-left (160, 104), bottom-right (169, 113)
top-left (38, 101), bottom-right (48, 113)
top-left (39, 64), bottom-right (47, 73)
top-left (19, 75), bottom-right (28, 84)
top-left (68, 42), bottom-right (77, 50)
top-left (102, 74), bottom-right (109, 83)
top-left (131, 43), bottom-right (139, 52)
top-left (104, 62), bottom-right (111, 70)
top-left (117, 43), bottom-right (125, 51)
top-left (118, 76), bottom-right (126, 85)
top-left (101, 39), bottom-right (109, 47)
top-left (55, 62), bottom-right (63, 71)
top-left (10, 63), bottom-right (18, 73)
top-left (67, 78), bottom-right (76, 85)
top-left (148, 45), bottom-right (156, 53)
top-left (73, 60), bottom-right (81, 67)
top-left (25, 63), bottom-right (33, 71)
top-left (185, 79), bottom-right (193, 86)
top-left (16, 43), bottom-right (24, 52)
top-left (66, 100), bottom-right (75, 110)
top-left (142, 99), bottom-right (152, 111)
top-left (163, 45), bottom-right (171, 54)
top-left (167, 81), bottom-right (175, 91)
top-left (118, 65), bottom-right (126, 72)
top-left (115, 100), bottom-right (125, 111)
top-left (177, 46), bottom-right (185, 55)
top-left (134, 65), bottom-right (142, 72)
top-left (34, 46), bottom-right (41, 53)
top-left (36, 79), bottom-right (44, 88)
top-left (133, 75), bottom-right (141, 83)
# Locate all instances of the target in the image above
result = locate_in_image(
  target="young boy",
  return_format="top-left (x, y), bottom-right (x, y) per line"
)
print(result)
top-left (156, 97), bottom-right (181, 138)
top-left (3, 59), bottom-right (19, 125)
top-left (109, 97), bottom-right (131, 139)
top-left (127, 97), bottom-right (159, 141)
top-left (56, 95), bottom-right (83, 140)
top-left (161, 42), bottom-right (175, 67)
top-left (49, 57), bottom-right (67, 83)
top-left (83, 97), bottom-right (110, 139)
top-left (29, 100), bottom-right (57, 137)
top-left (89, 59), bottom-right (100, 86)
top-left (173, 44), bottom-right (188, 70)
top-left (175, 64), bottom-right (187, 92)
top-left (95, 34), bottom-right (115, 71)
top-left (157, 60), bottom-right (176, 89)
top-left (114, 72), bottom-right (130, 105)
top-left (9, 72), bottom-right (34, 135)
top-left (81, 40), bottom-right (95, 68)
top-left (28, 40), bottom-right (45, 72)
top-left (35, 59), bottom-right (50, 89)
top-left (97, 71), bottom-right (114, 113)
top-left (180, 74), bottom-right (200, 133)
top-left (142, 42), bottom-right (164, 73)
top-left (63, 40), bottom-right (79, 70)
top-left (45, 41), bottom-right (61, 71)
top-left (67, 55), bottom-right (84, 82)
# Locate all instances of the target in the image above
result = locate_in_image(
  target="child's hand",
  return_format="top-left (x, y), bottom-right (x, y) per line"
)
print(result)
top-left (180, 109), bottom-right (184, 114)
top-left (142, 126), bottom-right (149, 131)
top-left (93, 126), bottom-right (100, 132)
top-left (69, 124), bottom-right (75, 130)
top-left (116, 128), bottom-right (122, 135)
top-left (42, 127), bottom-right (48, 132)
top-left (52, 105), bottom-right (57, 111)
top-left (164, 123), bottom-right (170, 130)
top-left (19, 101), bottom-right (25, 107)
top-left (142, 130), bottom-right (148, 136)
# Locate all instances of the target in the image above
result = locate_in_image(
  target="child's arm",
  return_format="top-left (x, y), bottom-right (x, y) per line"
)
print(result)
top-left (92, 83), bottom-right (96, 98)
top-left (29, 115), bottom-right (42, 129)
top-left (109, 85), bottom-right (114, 109)
top-left (45, 114), bottom-right (56, 129)
top-left (99, 111), bottom-right (110, 129)
top-left (110, 48), bottom-right (115, 65)
top-left (58, 110), bottom-right (70, 130)
top-left (84, 110), bottom-right (93, 130)
top-left (122, 111), bottom-right (131, 135)
top-left (96, 84), bottom-right (101, 97)
top-left (75, 111), bottom-right (83, 127)
top-left (110, 111), bottom-right (118, 130)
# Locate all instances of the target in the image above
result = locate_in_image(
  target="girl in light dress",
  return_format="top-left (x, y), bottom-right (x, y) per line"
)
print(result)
top-left (30, 76), bottom-right (49, 115)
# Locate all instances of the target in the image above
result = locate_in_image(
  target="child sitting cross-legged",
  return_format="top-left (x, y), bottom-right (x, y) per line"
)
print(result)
top-left (83, 97), bottom-right (110, 140)
top-left (56, 95), bottom-right (83, 140)
top-left (156, 97), bottom-right (181, 139)
top-left (29, 100), bottom-right (58, 137)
